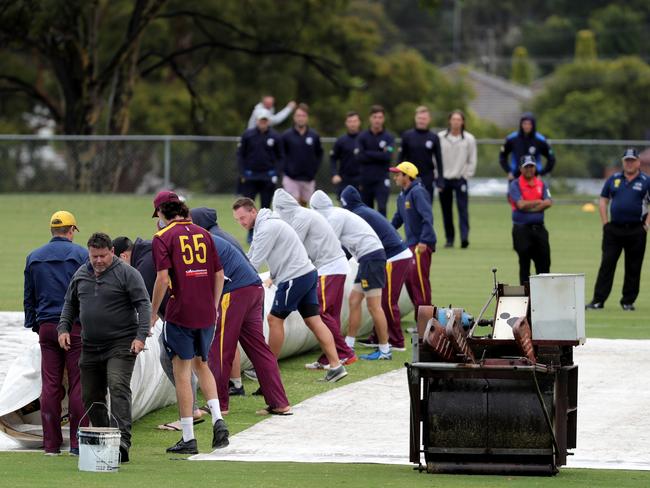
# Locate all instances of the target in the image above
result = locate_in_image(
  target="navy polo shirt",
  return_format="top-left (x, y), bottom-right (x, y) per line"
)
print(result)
top-left (399, 128), bottom-right (443, 183)
top-left (237, 127), bottom-right (283, 178)
top-left (601, 172), bottom-right (650, 224)
top-left (330, 132), bottom-right (360, 178)
top-left (356, 129), bottom-right (395, 183)
top-left (211, 235), bottom-right (261, 294)
top-left (282, 127), bottom-right (323, 181)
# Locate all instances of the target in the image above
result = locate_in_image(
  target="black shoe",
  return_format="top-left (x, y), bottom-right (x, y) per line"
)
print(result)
top-left (252, 386), bottom-right (263, 396)
top-left (228, 381), bottom-right (245, 396)
top-left (621, 303), bottom-right (636, 311)
top-left (212, 419), bottom-right (229, 449)
top-left (461, 240), bottom-right (469, 249)
top-left (166, 438), bottom-right (198, 455)
top-left (119, 446), bottom-right (130, 464)
top-left (444, 242), bottom-right (453, 248)
top-left (585, 301), bottom-right (604, 310)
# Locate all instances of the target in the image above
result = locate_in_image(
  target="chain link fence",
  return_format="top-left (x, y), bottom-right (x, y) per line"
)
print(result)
top-left (0, 135), bottom-right (648, 194)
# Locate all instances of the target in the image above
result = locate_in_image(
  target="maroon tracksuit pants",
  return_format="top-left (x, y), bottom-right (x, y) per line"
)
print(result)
top-left (316, 274), bottom-right (355, 365)
top-left (38, 322), bottom-right (85, 452)
top-left (405, 245), bottom-right (433, 317)
top-left (364, 257), bottom-right (412, 348)
top-left (208, 285), bottom-right (289, 412)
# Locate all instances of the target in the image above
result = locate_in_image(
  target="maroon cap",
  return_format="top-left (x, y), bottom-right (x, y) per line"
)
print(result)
top-left (152, 190), bottom-right (180, 217)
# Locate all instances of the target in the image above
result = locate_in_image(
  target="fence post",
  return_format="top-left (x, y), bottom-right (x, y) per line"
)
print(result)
top-left (163, 137), bottom-right (171, 188)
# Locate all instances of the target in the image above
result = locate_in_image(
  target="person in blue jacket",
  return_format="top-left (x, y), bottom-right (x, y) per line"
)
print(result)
top-left (330, 111), bottom-right (362, 198)
top-left (499, 112), bottom-right (555, 180)
top-left (23, 210), bottom-right (88, 456)
top-left (390, 162), bottom-right (437, 316)
top-left (237, 110), bottom-right (283, 213)
top-left (356, 105), bottom-right (395, 216)
top-left (340, 185), bottom-right (414, 351)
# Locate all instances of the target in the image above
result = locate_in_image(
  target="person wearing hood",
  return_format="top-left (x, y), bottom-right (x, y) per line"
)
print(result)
top-left (390, 162), bottom-right (436, 317)
top-left (190, 207), bottom-right (243, 252)
top-left (399, 105), bottom-right (444, 202)
top-left (272, 189), bottom-right (356, 369)
top-left (57, 232), bottom-right (151, 463)
top-left (499, 113), bottom-right (555, 180)
top-left (191, 207), bottom-right (291, 415)
top-left (309, 190), bottom-right (393, 361)
top-left (232, 197), bottom-right (348, 383)
top-left (340, 185), bottom-right (413, 351)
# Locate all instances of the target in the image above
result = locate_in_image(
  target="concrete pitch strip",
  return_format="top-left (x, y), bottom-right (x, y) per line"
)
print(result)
top-left (1, 314), bottom-right (649, 471)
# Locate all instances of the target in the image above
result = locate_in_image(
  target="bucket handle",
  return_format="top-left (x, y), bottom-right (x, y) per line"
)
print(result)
top-left (77, 402), bottom-right (121, 435)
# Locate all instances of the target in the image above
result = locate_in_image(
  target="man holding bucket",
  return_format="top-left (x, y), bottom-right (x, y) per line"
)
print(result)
top-left (58, 232), bottom-right (151, 464)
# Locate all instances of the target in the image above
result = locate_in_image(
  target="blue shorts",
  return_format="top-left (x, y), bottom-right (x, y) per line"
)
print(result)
top-left (163, 322), bottom-right (215, 361)
top-left (270, 270), bottom-right (320, 320)
top-left (354, 259), bottom-right (387, 291)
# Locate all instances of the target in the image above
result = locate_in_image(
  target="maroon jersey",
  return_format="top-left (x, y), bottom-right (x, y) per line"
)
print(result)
top-left (152, 219), bottom-right (222, 328)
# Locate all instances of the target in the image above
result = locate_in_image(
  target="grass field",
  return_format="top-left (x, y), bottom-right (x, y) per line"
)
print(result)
top-left (1, 192), bottom-right (649, 486)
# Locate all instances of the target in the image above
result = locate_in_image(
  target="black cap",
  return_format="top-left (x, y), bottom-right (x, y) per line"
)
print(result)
top-left (112, 236), bottom-right (133, 257)
top-left (622, 148), bottom-right (639, 160)
top-left (520, 155), bottom-right (536, 167)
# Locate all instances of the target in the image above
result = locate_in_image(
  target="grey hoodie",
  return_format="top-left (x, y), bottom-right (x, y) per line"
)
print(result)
top-left (309, 191), bottom-right (385, 261)
top-left (272, 189), bottom-right (346, 270)
top-left (247, 208), bottom-right (314, 283)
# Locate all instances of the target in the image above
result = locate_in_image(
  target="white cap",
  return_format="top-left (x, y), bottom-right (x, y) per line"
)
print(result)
top-left (256, 109), bottom-right (272, 121)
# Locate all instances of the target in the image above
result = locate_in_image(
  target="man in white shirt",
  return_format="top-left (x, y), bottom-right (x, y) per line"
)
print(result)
top-left (247, 95), bottom-right (296, 129)
top-left (438, 110), bottom-right (477, 249)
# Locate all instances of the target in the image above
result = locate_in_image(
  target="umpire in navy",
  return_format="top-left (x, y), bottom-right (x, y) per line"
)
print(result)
top-left (587, 149), bottom-right (650, 311)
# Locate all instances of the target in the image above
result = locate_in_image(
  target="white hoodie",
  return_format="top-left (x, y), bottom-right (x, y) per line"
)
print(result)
top-left (309, 191), bottom-right (384, 261)
top-left (272, 189), bottom-right (348, 274)
top-left (247, 208), bottom-right (314, 283)
top-left (437, 129), bottom-right (477, 180)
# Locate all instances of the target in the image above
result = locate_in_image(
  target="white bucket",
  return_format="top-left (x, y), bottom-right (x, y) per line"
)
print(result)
top-left (78, 427), bottom-right (121, 472)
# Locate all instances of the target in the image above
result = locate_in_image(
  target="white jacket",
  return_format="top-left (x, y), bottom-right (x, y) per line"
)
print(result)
top-left (247, 208), bottom-right (314, 283)
top-left (438, 129), bottom-right (477, 180)
top-left (272, 189), bottom-right (346, 270)
top-left (309, 191), bottom-right (384, 261)
top-left (247, 102), bottom-right (294, 129)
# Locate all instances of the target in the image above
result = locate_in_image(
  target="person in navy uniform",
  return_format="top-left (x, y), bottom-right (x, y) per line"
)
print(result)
top-left (330, 111), bottom-right (362, 198)
top-left (587, 149), bottom-right (650, 311)
top-left (356, 105), bottom-right (395, 216)
top-left (507, 155), bottom-right (553, 285)
top-left (237, 110), bottom-right (283, 210)
top-left (499, 112), bottom-right (555, 180)
top-left (399, 105), bottom-right (444, 203)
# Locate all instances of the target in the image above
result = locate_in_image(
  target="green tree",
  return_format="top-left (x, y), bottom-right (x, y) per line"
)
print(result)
top-left (575, 30), bottom-right (598, 61)
top-left (589, 4), bottom-right (643, 57)
top-left (511, 46), bottom-right (533, 85)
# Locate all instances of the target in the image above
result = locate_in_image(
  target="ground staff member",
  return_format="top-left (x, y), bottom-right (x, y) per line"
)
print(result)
top-left (150, 191), bottom-right (229, 455)
top-left (330, 111), bottom-right (362, 198)
top-left (310, 190), bottom-right (392, 361)
top-left (438, 110), bottom-right (477, 248)
top-left (399, 105), bottom-right (444, 202)
top-left (58, 232), bottom-right (150, 464)
top-left (340, 185), bottom-right (413, 352)
top-left (587, 149), bottom-right (650, 311)
top-left (24, 210), bottom-right (87, 456)
top-left (499, 112), bottom-right (555, 180)
top-left (507, 156), bottom-right (552, 285)
top-left (356, 105), bottom-right (395, 216)
top-left (191, 207), bottom-right (291, 415)
top-left (390, 162), bottom-right (436, 316)
top-left (233, 197), bottom-right (348, 383)
top-left (273, 189), bottom-right (356, 369)
top-left (237, 110), bottom-right (283, 242)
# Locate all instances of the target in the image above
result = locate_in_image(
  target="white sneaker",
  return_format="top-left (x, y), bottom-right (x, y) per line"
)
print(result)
top-left (304, 361), bottom-right (330, 370)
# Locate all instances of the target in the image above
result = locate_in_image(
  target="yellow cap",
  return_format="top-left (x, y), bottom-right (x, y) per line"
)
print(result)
top-left (50, 210), bottom-right (78, 230)
top-left (389, 161), bottom-right (419, 179)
